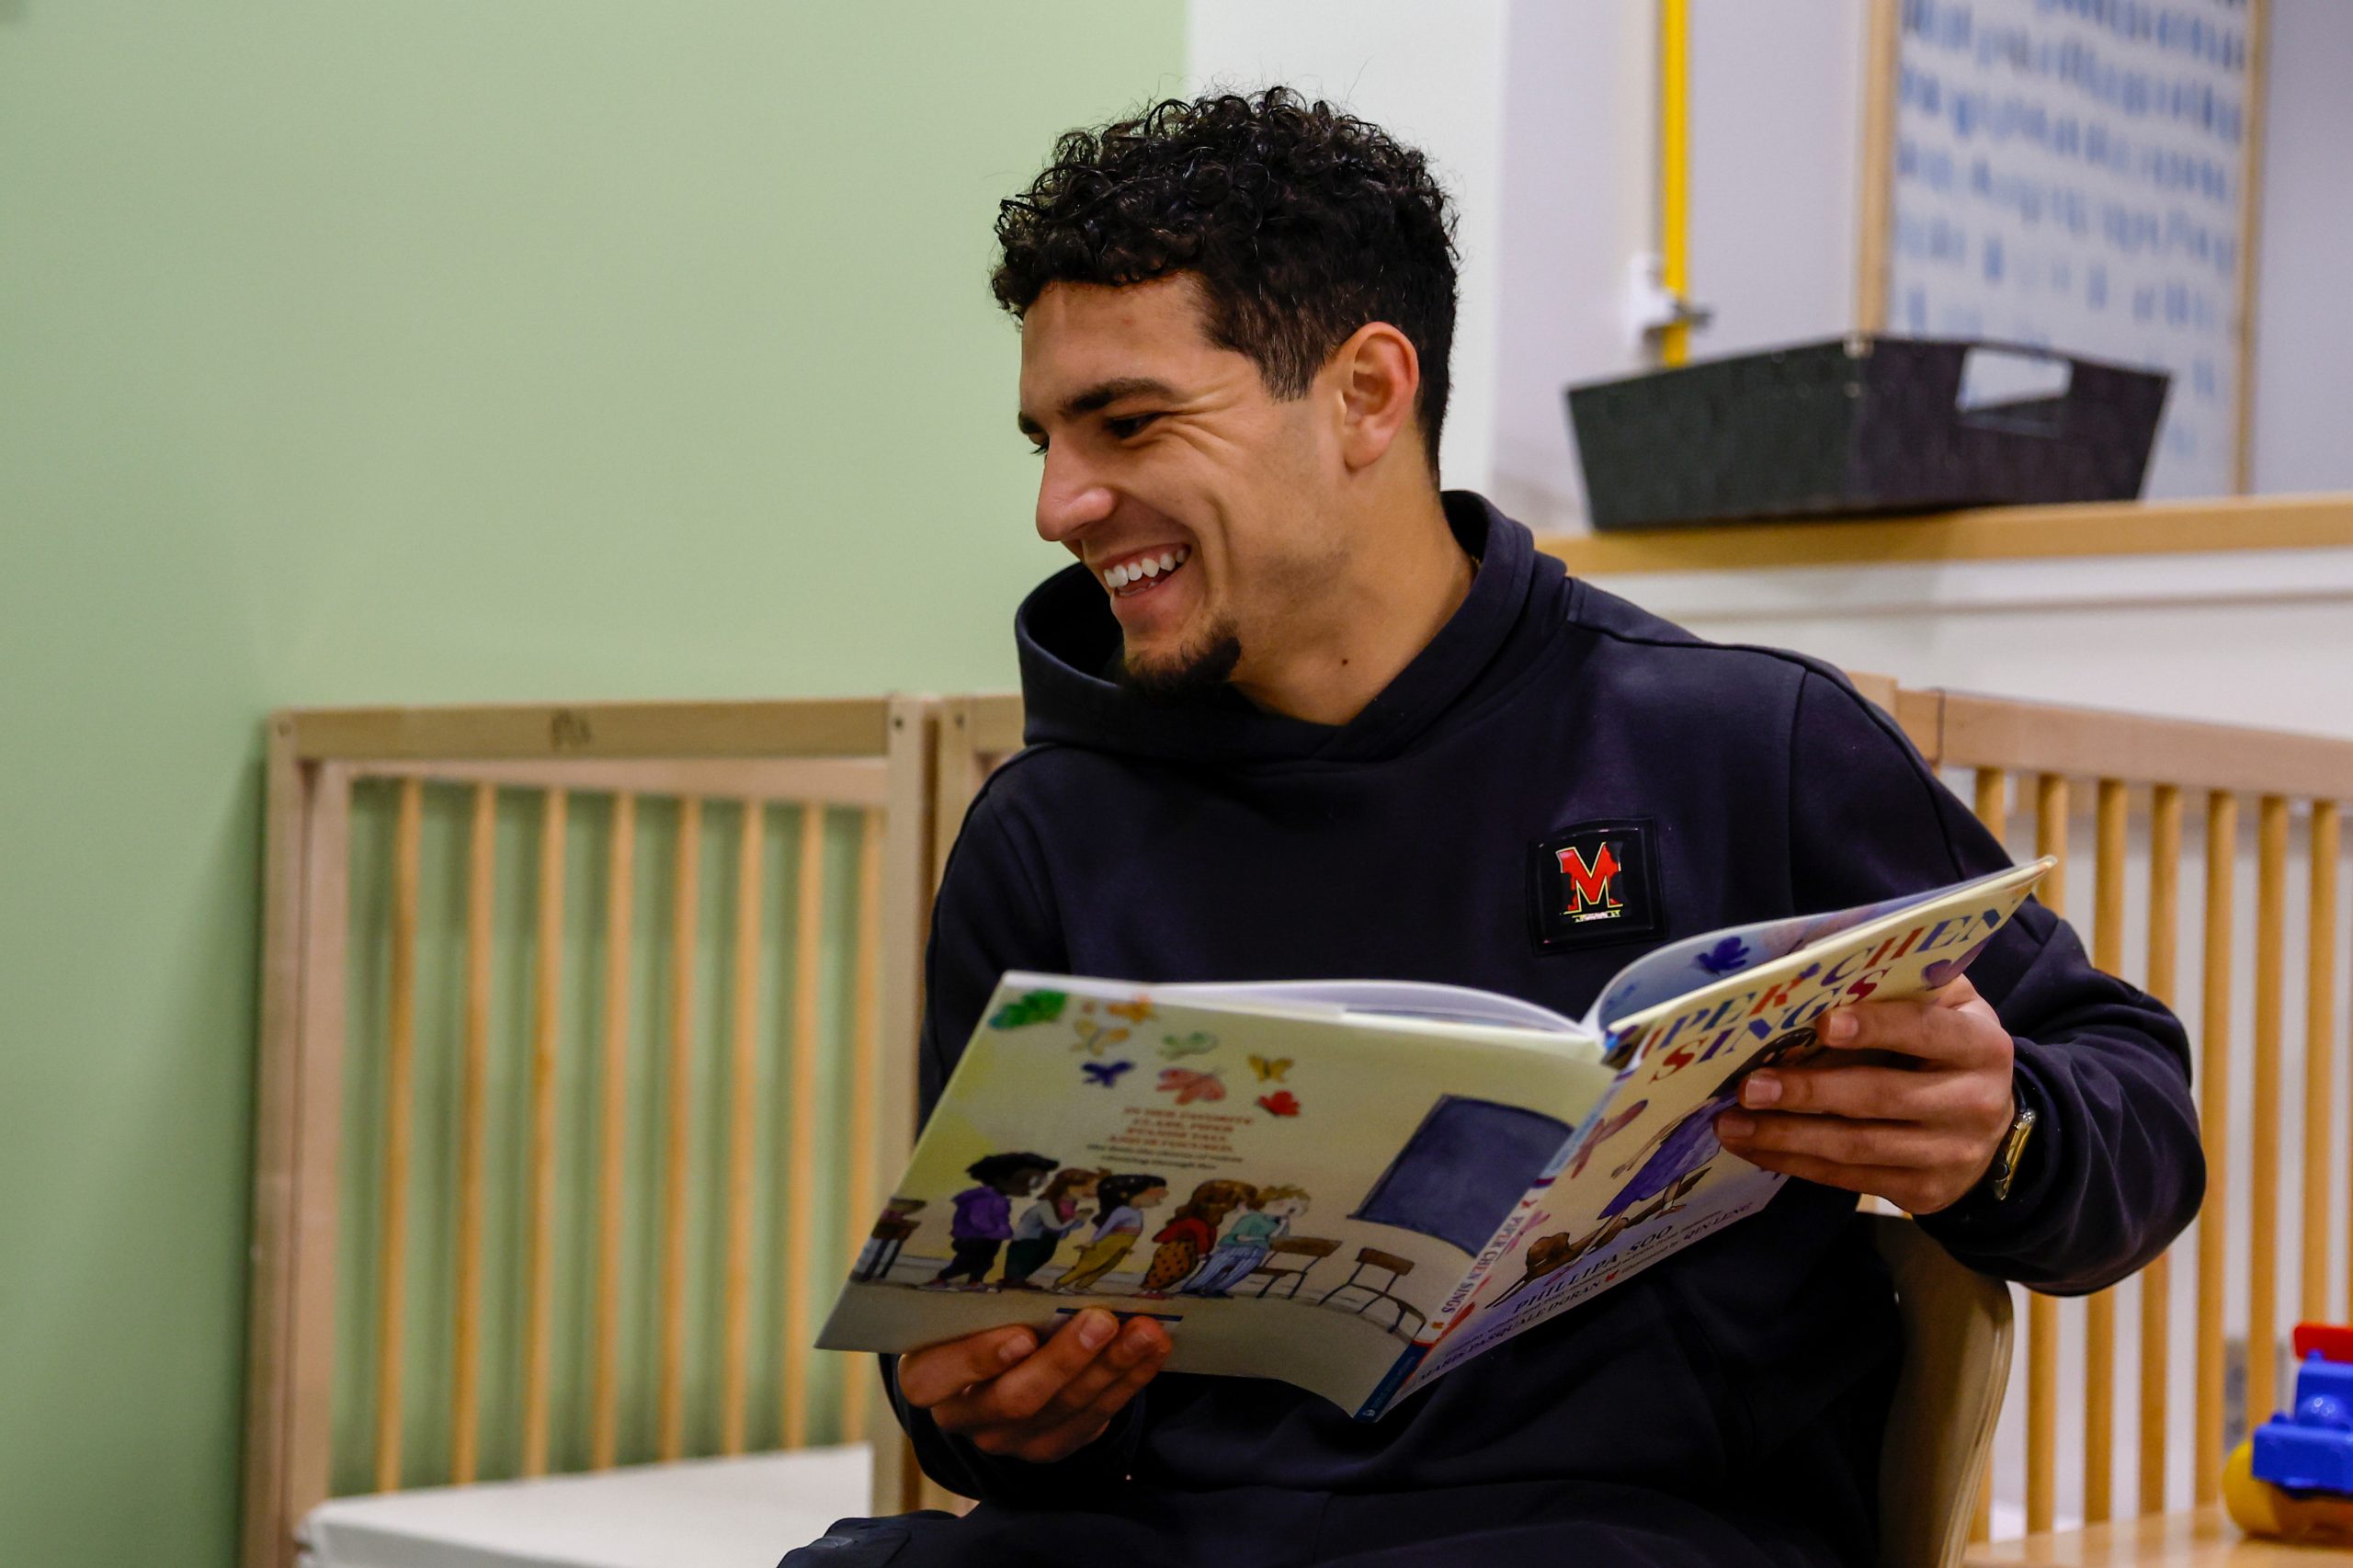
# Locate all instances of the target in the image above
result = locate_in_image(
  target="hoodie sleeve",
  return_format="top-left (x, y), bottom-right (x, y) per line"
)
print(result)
top-left (1784, 669), bottom-right (2205, 1295)
top-left (880, 774), bottom-right (1152, 1502)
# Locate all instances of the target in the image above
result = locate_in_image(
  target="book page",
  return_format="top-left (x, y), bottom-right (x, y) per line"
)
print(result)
top-left (1387, 861), bottom-right (2047, 1405)
top-left (1155, 977), bottom-right (1585, 1035)
top-left (819, 974), bottom-right (1620, 1415)
top-left (1579, 886), bottom-right (1941, 1051)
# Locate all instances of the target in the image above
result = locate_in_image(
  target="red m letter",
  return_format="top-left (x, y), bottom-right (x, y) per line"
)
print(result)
top-left (1556, 843), bottom-right (1621, 912)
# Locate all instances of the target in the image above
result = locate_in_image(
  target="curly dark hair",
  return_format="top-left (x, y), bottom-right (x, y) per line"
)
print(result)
top-left (964, 1151), bottom-right (1057, 1187)
top-left (992, 86), bottom-right (1459, 475)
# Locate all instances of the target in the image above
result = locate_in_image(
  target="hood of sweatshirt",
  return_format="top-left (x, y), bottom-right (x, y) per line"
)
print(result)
top-left (1013, 491), bottom-right (1571, 767)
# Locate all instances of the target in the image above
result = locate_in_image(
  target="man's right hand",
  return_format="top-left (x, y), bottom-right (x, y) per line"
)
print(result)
top-left (896, 1307), bottom-right (1171, 1465)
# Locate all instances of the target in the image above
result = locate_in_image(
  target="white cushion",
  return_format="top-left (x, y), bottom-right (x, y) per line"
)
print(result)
top-left (299, 1445), bottom-right (872, 1568)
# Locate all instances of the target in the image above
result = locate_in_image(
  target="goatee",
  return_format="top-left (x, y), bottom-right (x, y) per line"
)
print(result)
top-left (1115, 624), bottom-right (1243, 704)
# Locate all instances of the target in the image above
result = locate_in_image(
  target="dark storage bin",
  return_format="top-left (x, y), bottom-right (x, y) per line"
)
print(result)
top-left (1565, 335), bottom-right (2169, 531)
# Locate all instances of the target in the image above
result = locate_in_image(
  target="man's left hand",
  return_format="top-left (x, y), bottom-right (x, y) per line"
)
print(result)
top-left (1712, 976), bottom-right (2017, 1215)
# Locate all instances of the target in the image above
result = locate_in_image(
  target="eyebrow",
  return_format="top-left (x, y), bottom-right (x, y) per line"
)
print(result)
top-left (1016, 376), bottom-right (1181, 438)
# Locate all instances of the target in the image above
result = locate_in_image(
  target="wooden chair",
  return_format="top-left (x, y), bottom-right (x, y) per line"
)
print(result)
top-left (1873, 1214), bottom-right (2016, 1568)
top-left (1317, 1246), bottom-right (1427, 1337)
top-left (1247, 1235), bottom-right (1340, 1299)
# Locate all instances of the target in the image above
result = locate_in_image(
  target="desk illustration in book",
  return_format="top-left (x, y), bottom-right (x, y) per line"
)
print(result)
top-left (819, 858), bottom-right (2050, 1418)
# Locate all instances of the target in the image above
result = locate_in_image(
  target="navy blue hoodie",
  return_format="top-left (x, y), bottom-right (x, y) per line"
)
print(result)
top-left (881, 494), bottom-right (2204, 1566)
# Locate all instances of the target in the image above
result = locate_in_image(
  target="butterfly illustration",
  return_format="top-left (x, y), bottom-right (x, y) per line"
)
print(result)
top-left (1246, 1053), bottom-right (1291, 1083)
top-left (1159, 1030), bottom-right (1218, 1060)
top-left (1256, 1090), bottom-right (1301, 1118)
top-left (1069, 1018), bottom-right (1130, 1057)
top-left (1157, 1067), bottom-right (1225, 1105)
top-left (1108, 997), bottom-right (1155, 1026)
top-left (1081, 1060), bottom-right (1134, 1088)
top-left (988, 990), bottom-right (1067, 1030)
top-left (1692, 937), bottom-right (1751, 977)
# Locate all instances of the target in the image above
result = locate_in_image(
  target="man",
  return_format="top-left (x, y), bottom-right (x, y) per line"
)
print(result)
top-left (788, 88), bottom-right (2202, 1567)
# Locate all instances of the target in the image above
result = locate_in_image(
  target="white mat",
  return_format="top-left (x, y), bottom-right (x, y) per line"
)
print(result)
top-left (300, 1444), bottom-right (872, 1568)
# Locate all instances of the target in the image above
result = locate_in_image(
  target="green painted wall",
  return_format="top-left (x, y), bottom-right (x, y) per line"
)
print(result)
top-left (0, 5), bottom-right (1184, 1562)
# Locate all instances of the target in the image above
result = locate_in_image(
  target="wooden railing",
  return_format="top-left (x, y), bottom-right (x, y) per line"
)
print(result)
top-left (1919, 691), bottom-right (2350, 1540)
top-left (242, 700), bottom-right (938, 1568)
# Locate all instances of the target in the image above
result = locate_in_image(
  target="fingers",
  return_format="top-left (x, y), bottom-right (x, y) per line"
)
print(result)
top-left (933, 1313), bottom-right (1171, 1463)
top-left (927, 1307), bottom-right (1116, 1428)
top-left (1725, 1145), bottom-right (1920, 1202)
top-left (1715, 1108), bottom-right (1962, 1170)
top-left (1738, 1062), bottom-right (2010, 1129)
top-left (1816, 987), bottom-right (2010, 1070)
top-left (1030, 1317), bottom-right (1170, 1429)
top-left (897, 1324), bottom-right (1038, 1410)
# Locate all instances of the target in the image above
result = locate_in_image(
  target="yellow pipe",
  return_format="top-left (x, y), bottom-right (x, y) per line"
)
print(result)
top-left (1658, 0), bottom-right (1692, 366)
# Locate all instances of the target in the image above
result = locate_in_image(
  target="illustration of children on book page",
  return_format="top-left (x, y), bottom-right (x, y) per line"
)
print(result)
top-left (1183, 1186), bottom-right (1311, 1297)
top-left (1051, 1173), bottom-right (1169, 1292)
top-left (1000, 1166), bottom-right (1104, 1290)
top-left (821, 982), bottom-right (1591, 1398)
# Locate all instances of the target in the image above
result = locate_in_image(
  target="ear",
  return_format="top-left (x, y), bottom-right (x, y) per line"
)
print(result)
top-left (1330, 321), bottom-right (1424, 472)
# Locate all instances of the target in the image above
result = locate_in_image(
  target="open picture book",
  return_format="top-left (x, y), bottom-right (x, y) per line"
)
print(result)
top-left (820, 858), bottom-right (2051, 1419)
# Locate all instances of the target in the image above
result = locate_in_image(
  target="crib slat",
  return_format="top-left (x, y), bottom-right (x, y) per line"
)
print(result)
top-left (1974, 768), bottom-right (2008, 845)
top-left (2247, 796), bottom-right (2289, 1433)
top-left (783, 806), bottom-right (827, 1448)
top-left (590, 792), bottom-right (636, 1471)
top-left (373, 777), bottom-right (424, 1493)
top-left (1969, 767), bottom-right (2006, 1548)
top-left (2082, 778), bottom-right (2125, 1524)
top-left (2195, 790), bottom-right (2237, 1506)
top-left (520, 789), bottom-right (568, 1478)
top-left (722, 802), bottom-right (766, 1457)
top-left (2025, 774), bottom-right (2066, 1535)
top-left (841, 807), bottom-right (886, 1444)
top-left (2306, 801), bottom-right (2340, 1323)
top-left (659, 797), bottom-right (702, 1462)
top-left (2139, 784), bottom-right (2183, 1514)
top-left (450, 784), bottom-right (495, 1484)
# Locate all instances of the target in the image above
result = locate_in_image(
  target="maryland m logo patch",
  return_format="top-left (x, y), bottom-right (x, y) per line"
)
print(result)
top-left (1529, 818), bottom-right (1662, 953)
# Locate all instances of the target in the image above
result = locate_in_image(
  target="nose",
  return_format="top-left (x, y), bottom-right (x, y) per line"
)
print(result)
top-left (1034, 447), bottom-right (1118, 547)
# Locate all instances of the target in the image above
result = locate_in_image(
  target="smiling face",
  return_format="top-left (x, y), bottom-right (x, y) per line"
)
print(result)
top-left (1017, 275), bottom-right (1358, 697)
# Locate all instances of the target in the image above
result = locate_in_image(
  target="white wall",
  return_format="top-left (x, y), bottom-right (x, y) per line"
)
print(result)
top-left (1686, 0), bottom-right (1867, 358)
top-left (2250, 0), bottom-right (2353, 494)
top-left (1485, 0), bottom-right (1654, 532)
top-left (1185, 0), bottom-right (1509, 494)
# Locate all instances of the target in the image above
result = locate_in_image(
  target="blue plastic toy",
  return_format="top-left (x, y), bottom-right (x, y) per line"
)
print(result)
top-left (2225, 1322), bottom-right (2353, 1543)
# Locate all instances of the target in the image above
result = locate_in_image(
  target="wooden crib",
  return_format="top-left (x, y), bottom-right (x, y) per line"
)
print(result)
top-left (242, 681), bottom-right (2353, 1568)
top-left (241, 699), bottom-right (943, 1568)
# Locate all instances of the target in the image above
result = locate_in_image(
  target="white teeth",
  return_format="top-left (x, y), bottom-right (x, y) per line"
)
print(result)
top-left (1103, 549), bottom-right (1191, 593)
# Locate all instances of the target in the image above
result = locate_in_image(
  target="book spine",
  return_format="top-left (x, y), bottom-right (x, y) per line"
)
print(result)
top-left (1355, 1343), bottom-right (1430, 1421)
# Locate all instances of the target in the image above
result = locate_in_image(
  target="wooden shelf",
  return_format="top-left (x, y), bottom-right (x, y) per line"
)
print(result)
top-left (1538, 493), bottom-right (2353, 577)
